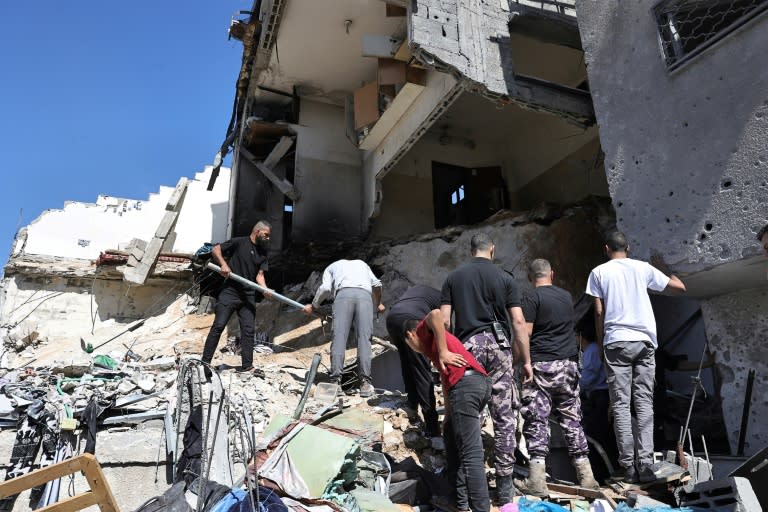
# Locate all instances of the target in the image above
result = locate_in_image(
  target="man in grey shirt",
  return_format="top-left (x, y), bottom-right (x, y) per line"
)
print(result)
top-left (586, 231), bottom-right (686, 483)
top-left (303, 259), bottom-right (385, 397)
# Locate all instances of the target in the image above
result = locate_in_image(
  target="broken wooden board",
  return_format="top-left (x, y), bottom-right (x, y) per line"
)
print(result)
top-left (0, 453), bottom-right (119, 512)
top-left (546, 483), bottom-right (619, 508)
top-left (240, 146), bottom-right (299, 201)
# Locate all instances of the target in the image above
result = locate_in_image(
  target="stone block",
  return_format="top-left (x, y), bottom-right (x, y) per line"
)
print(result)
top-left (678, 477), bottom-right (762, 512)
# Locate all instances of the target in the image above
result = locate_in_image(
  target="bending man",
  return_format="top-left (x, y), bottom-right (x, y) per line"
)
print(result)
top-left (303, 259), bottom-right (384, 398)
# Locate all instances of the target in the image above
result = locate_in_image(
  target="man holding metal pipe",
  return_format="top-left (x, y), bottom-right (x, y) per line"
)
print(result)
top-left (201, 221), bottom-right (273, 376)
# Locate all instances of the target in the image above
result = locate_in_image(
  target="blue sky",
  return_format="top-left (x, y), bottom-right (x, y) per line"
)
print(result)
top-left (0, 1), bottom-right (249, 269)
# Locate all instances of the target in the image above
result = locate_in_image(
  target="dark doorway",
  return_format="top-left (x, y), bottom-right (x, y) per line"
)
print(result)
top-left (432, 162), bottom-right (508, 229)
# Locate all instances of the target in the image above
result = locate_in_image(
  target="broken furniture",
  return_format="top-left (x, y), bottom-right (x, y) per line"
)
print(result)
top-left (0, 453), bottom-right (119, 512)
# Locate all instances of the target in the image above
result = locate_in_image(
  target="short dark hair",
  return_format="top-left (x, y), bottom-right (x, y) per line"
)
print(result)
top-left (606, 231), bottom-right (628, 252)
top-left (757, 224), bottom-right (768, 242)
top-left (529, 258), bottom-right (552, 279)
top-left (253, 220), bottom-right (272, 231)
top-left (403, 318), bottom-right (419, 334)
top-left (471, 233), bottom-right (494, 254)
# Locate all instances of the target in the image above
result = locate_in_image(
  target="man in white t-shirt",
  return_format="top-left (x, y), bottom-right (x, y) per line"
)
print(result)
top-left (585, 232), bottom-right (686, 484)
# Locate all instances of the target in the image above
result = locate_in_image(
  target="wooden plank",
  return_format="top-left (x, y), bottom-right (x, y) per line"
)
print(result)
top-left (37, 492), bottom-right (99, 512)
top-left (546, 483), bottom-right (618, 508)
top-left (0, 454), bottom-right (119, 512)
top-left (359, 82), bottom-right (425, 150)
top-left (354, 81), bottom-right (379, 129)
top-left (0, 458), bottom-right (84, 497)
top-left (240, 146), bottom-right (299, 201)
top-left (361, 34), bottom-right (400, 57)
top-left (165, 177), bottom-right (188, 211)
top-left (262, 136), bottom-right (295, 170)
top-left (81, 456), bottom-right (119, 512)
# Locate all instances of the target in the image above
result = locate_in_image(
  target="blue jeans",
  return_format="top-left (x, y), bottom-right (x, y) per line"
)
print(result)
top-left (444, 372), bottom-right (492, 512)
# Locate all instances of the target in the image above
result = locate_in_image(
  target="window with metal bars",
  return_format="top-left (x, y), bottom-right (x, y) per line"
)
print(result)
top-left (653, 0), bottom-right (768, 71)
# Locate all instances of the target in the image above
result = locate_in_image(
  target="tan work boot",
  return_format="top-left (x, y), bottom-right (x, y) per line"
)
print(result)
top-left (573, 457), bottom-right (600, 489)
top-left (514, 460), bottom-right (548, 496)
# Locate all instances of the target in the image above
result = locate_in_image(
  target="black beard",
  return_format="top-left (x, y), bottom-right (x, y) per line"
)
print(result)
top-left (257, 238), bottom-right (270, 250)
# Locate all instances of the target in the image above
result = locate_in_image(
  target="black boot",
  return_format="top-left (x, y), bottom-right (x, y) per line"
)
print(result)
top-left (496, 474), bottom-right (516, 505)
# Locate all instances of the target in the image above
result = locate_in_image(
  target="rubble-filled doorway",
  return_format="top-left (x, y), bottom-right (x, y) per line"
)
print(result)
top-left (431, 162), bottom-right (508, 229)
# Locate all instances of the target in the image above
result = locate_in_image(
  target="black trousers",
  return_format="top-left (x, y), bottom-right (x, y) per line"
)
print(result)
top-left (444, 373), bottom-right (492, 512)
top-left (202, 286), bottom-right (255, 369)
top-left (386, 314), bottom-right (440, 436)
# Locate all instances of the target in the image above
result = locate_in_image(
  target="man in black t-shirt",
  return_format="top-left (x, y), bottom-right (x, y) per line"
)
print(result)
top-left (386, 285), bottom-right (441, 436)
top-left (201, 220), bottom-right (273, 375)
top-left (440, 233), bottom-right (532, 505)
top-left (516, 259), bottom-right (598, 495)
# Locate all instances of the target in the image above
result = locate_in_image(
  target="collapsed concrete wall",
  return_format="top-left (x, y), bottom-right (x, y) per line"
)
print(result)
top-left (1, 167), bottom-right (231, 350)
top-left (575, 1), bottom-right (768, 271)
top-left (701, 288), bottom-right (768, 457)
top-left (13, 167), bottom-right (231, 261)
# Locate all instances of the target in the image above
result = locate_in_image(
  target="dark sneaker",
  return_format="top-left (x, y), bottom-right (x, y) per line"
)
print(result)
top-left (638, 463), bottom-right (656, 483)
top-left (622, 465), bottom-right (639, 483)
top-left (359, 381), bottom-right (375, 398)
top-left (236, 366), bottom-right (265, 378)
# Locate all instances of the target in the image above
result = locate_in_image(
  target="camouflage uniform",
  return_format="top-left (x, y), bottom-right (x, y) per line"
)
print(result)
top-left (465, 331), bottom-right (519, 477)
top-left (520, 359), bottom-right (588, 459)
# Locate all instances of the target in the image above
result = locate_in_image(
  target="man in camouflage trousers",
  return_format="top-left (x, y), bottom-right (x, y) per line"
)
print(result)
top-left (516, 259), bottom-right (598, 495)
top-left (440, 233), bottom-right (533, 504)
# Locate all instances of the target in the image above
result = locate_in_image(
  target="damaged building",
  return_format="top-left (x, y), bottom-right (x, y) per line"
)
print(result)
top-left (1, 0), bottom-right (767, 511)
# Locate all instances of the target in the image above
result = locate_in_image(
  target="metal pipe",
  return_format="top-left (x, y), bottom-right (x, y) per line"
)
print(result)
top-left (701, 435), bottom-right (712, 480)
top-left (292, 353), bottom-right (322, 420)
top-left (737, 369), bottom-right (756, 456)
top-left (206, 262), bottom-right (305, 310)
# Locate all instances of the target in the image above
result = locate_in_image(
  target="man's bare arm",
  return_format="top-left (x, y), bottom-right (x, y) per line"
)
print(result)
top-left (425, 309), bottom-right (466, 372)
top-left (373, 286), bottom-right (385, 313)
top-left (212, 245), bottom-right (230, 277)
top-left (439, 304), bottom-right (452, 331)
top-left (255, 270), bottom-right (272, 298)
top-left (666, 275), bottom-right (686, 293)
top-left (509, 306), bottom-right (533, 383)
top-left (593, 296), bottom-right (605, 354)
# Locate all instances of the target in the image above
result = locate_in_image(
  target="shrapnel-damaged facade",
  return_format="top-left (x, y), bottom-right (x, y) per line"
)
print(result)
top-left (576, 0), bottom-right (768, 456)
top-left (216, 0), bottom-right (606, 250)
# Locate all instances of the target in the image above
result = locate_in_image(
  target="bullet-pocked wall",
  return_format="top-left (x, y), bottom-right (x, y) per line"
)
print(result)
top-left (292, 100), bottom-right (363, 242)
top-left (701, 288), bottom-right (768, 456)
top-left (576, 1), bottom-right (768, 455)
top-left (575, 1), bottom-right (768, 269)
